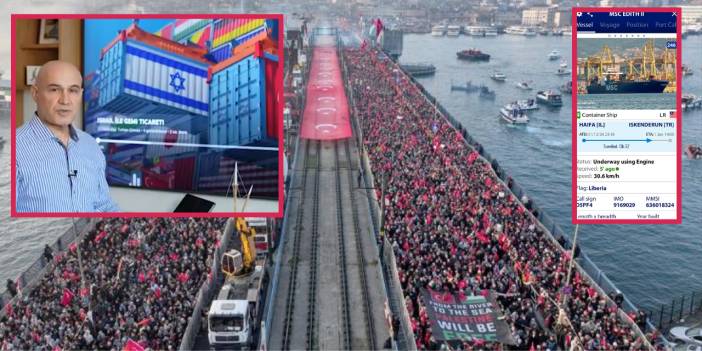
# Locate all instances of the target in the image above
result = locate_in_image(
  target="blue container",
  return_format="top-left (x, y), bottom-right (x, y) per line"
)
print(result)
top-left (209, 54), bottom-right (267, 146)
top-left (208, 43), bottom-right (232, 63)
top-left (98, 39), bottom-right (210, 117)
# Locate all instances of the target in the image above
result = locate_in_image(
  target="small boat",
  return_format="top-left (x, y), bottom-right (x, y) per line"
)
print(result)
top-left (515, 99), bottom-right (539, 110)
top-left (559, 81), bottom-right (573, 94)
top-left (686, 144), bottom-right (702, 159)
top-left (548, 49), bottom-right (561, 60)
top-left (536, 90), bottom-right (563, 107)
top-left (515, 81), bottom-right (533, 90)
top-left (552, 29), bottom-right (563, 36)
top-left (490, 71), bottom-right (506, 82)
top-left (500, 104), bottom-right (529, 124)
top-left (457, 49), bottom-right (490, 61)
top-left (682, 94), bottom-right (702, 110)
top-left (479, 85), bottom-right (496, 99)
top-left (683, 64), bottom-right (694, 76)
top-left (451, 81), bottom-right (479, 92)
top-left (560, 60), bottom-right (568, 68)
top-left (556, 67), bottom-right (571, 76)
top-left (538, 28), bottom-right (549, 36)
top-left (400, 63), bottom-right (437, 77)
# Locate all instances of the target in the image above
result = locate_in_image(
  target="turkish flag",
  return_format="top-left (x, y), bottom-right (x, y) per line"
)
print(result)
top-left (123, 339), bottom-right (145, 351)
top-left (60, 288), bottom-right (74, 307)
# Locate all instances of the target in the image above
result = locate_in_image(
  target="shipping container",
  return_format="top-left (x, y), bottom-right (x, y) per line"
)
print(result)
top-left (155, 23), bottom-right (175, 40)
top-left (208, 42), bottom-right (232, 63)
top-left (144, 129), bottom-right (200, 158)
top-left (98, 38), bottom-right (210, 117)
top-left (208, 54), bottom-right (267, 146)
top-left (172, 19), bottom-right (211, 43)
top-left (212, 18), bottom-right (265, 49)
top-left (182, 25), bottom-right (211, 48)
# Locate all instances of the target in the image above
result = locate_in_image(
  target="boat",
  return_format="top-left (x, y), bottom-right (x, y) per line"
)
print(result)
top-left (451, 81), bottom-right (479, 92)
top-left (552, 28), bottom-right (563, 36)
top-left (490, 71), bottom-right (506, 82)
top-left (560, 81), bottom-right (573, 94)
top-left (685, 144), bottom-right (702, 160)
top-left (538, 28), bottom-right (549, 36)
top-left (515, 99), bottom-right (539, 110)
top-left (464, 26), bottom-right (497, 37)
top-left (515, 81), bottom-right (533, 90)
top-left (479, 85), bottom-right (496, 99)
top-left (548, 49), bottom-right (561, 60)
top-left (536, 90), bottom-right (563, 107)
top-left (456, 49), bottom-right (490, 61)
top-left (682, 94), bottom-right (702, 110)
top-left (586, 76), bottom-right (668, 94)
top-left (560, 60), bottom-right (568, 68)
top-left (500, 104), bottom-right (530, 124)
top-left (562, 28), bottom-right (572, 36)
top-left (683, 64), bottom-right (694, 76)
top-left (505, 26), bottom-right (537, 36)
top-left (556, 67), bottom-right (571, 76)
top-left (446, 25), bottom-right (461, 36)
top-left (400, 63), bottom-right (437, 77)
top-left (431, 24), bottom-right (446, 36)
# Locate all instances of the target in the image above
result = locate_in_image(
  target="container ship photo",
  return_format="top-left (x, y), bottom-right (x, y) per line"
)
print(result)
top-left (586, 76), bottom-right (669, 94)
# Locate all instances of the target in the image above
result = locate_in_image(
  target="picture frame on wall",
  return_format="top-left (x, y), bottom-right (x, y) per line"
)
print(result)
top-left (38, 19), bottom-right (59, 44)
top-left (26, 65), bottom-right (41, 85)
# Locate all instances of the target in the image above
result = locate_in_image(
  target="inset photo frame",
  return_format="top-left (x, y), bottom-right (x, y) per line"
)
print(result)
top-left (38, 19), bottom-right (59, 44)
top-left (25, 65), bottom-right (40, 85)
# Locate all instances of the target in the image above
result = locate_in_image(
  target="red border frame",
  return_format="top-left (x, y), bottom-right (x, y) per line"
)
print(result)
top-left (571, 7), bottom-right (682, 224)
top-left (10, 13), bottom-right (285, 218)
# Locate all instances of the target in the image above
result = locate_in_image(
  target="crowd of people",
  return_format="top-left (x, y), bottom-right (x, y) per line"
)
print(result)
top-left (0, 217), bottom-right (227, 350)
top-left (344, 46), bottom-right (653, 350)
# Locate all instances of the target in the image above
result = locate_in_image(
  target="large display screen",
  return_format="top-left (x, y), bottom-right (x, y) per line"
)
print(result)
top-left (83, 17), bottom-right (281, 199)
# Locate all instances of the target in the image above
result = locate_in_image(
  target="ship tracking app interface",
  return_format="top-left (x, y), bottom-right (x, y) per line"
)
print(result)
top-left (573, 9), bottom-right (681, 223)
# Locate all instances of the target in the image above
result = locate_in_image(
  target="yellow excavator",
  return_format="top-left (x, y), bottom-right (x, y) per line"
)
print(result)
top-left (221, 163), bottom-right (257, 277)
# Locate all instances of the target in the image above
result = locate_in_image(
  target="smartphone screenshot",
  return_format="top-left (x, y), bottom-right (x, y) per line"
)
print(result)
top-left (573, 8), bottom-right (682, 224)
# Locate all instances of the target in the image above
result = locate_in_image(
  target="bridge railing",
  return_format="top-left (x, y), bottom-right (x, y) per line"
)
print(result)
top-left (0, 218), bottom-right (94, 315)
top-left (648, 290), bottom-right (702, 333)
top-left (179, 219), bottom-right (234, 350)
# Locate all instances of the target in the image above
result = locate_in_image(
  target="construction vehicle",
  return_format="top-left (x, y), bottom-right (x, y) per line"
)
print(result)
top-left (207, 166), bottom-right (268, 349)
top-left (206, 258), bottom-right (264, 349)
top-left (206, 218), bottom-right (266, 349)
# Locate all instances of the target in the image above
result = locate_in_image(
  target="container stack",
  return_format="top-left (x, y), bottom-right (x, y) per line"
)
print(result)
top-left (98, 24), bottom-right (211, 118)
top-left (208, 38), bottom-right (279, 146)
top-left (97, 20), bottom-right (280, 147)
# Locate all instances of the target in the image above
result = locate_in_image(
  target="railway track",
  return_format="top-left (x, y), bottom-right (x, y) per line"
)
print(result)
top-left (280, 139), bottom-right (321, 350)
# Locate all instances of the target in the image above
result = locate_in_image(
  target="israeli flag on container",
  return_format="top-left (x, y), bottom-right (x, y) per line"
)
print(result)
top-left (123, 41), bottom-right (209, 116)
